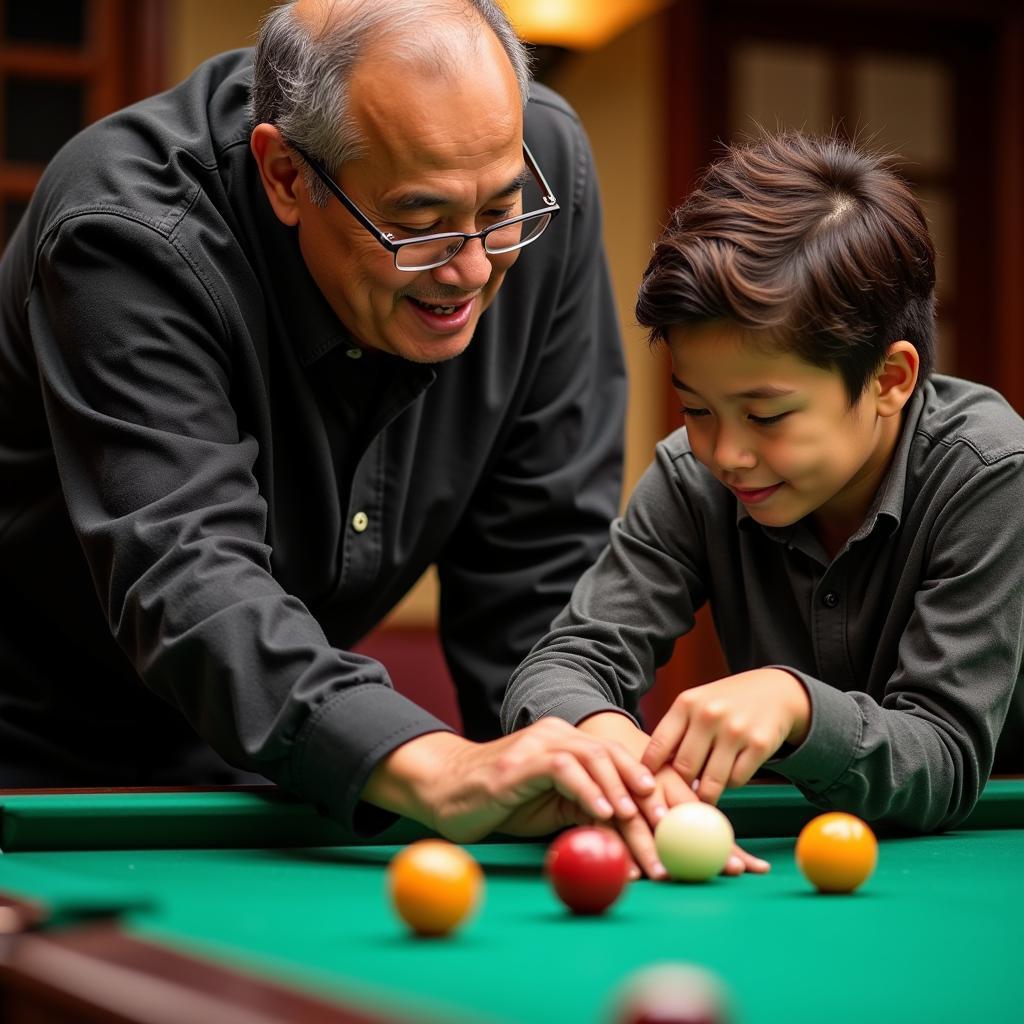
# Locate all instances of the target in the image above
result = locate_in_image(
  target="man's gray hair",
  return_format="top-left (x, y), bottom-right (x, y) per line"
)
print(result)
top-left (248, 0), bottom-right (533, 206)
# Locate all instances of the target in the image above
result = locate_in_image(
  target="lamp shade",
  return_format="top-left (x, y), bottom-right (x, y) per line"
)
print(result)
top-left (503, 0), bottom-right (672, 50)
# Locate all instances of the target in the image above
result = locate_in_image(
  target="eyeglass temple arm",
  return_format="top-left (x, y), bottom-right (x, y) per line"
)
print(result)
top-left (288, 142), bottom-right (401, 250)
top-left (523, 142), bottom-right (558, 208)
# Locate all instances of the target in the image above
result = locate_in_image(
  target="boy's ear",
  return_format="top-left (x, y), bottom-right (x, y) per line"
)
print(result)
top-left (875, 340), bottom-right (919, 417)
top-left (250, 123), bottom-right (303, 227)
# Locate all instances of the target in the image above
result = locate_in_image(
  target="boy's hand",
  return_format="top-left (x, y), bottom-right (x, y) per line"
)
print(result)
top-left (578, 711), bottom-right (770, 879)
top-left (642, 669), bottom-right (811, 805)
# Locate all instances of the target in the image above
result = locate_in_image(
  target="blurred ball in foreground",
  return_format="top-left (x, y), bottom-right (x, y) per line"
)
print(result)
top-left (609, 962), bottom-right (734, 1024)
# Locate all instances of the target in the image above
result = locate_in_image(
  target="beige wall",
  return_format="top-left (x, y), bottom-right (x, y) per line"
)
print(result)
top-left (548, 15), bottom-right (667, 495)
top-left (168, 0), bottom-right (270, 85)
top-left (167, 1), bottom-right (667, 627)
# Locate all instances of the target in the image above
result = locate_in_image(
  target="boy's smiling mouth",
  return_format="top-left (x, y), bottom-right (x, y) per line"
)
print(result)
top-left (729, 482), bottom-right (784, 504)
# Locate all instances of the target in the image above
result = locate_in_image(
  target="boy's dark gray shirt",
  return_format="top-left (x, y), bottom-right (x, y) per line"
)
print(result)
top-left (504, 376), bottom-right (1024, 830)
top-left (0, 51), bottom-right (626, 832)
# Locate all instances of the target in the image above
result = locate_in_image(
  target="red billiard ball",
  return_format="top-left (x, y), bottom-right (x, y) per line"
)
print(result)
top-left (545, 826), bottom-right (630, 915)
top-left (610, 963), bottom-right (733, 1024)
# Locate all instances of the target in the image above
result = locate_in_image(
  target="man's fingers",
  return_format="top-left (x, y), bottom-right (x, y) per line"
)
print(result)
top-left (573, 745), bottom-right (643, 820)
top-left (636, 788), bottom-right (669, 829)
top-left (618, 812), bottom-right (668, 880)
top-left (490, 721), bottom-right (670, 835)
top-left (605, 743), bottom-right (657, 800)
top-left (545, 751), bottom-right (618, 821)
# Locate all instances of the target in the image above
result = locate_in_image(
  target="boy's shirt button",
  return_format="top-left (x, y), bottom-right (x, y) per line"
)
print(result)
top-left (822, 591), bottom-right (839, 608)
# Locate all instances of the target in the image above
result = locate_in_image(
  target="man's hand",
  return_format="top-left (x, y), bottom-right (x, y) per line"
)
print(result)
top-left (578, 711), bottom-right (770, 880)
top-left (642, 669), bottom-right (811, 805)
top-left (362, 718), bottom-right (656, 845)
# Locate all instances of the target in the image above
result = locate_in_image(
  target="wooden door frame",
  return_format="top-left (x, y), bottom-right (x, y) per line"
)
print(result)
top-left (0, 0), bottom-right (169, 239)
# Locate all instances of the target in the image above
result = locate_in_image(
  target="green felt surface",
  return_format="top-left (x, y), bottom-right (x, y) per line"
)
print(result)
top-left (0, 784), bottom-right (1021, 1022)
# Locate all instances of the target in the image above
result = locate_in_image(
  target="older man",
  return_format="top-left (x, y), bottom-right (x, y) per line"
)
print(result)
top-left (0, 0), bottom-right (672, 859)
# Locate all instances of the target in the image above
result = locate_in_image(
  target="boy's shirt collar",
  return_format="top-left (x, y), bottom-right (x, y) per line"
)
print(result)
top-left (737, 386), bottom-right (927, 560)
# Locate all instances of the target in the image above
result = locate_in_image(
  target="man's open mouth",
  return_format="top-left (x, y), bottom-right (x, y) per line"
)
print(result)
top-left (409, 298), bottom-right (461, 315)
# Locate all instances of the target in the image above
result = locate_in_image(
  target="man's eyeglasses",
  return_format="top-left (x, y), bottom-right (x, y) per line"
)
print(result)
top-left (289, 141), bottom-right (561, 272)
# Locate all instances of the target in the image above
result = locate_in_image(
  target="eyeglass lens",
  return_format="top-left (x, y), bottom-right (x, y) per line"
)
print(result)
top-left (394, 213), bottom-right (552, 271)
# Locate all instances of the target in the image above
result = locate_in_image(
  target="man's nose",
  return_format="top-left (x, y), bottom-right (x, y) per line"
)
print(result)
top-left (431, 237), bottom-right (496, 292)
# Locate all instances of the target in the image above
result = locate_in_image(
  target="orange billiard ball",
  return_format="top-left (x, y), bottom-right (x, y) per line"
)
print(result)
top-left (388, 839), bottom-right (483, 936)
top-left (795, 812), bottom-right (878, 893)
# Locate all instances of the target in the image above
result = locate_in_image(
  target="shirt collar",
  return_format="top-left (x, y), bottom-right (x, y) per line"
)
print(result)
top-left (252, 189), bottom-right (357, 367)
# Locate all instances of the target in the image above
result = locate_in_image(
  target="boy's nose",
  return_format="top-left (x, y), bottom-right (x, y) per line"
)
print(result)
top-left (713, 430), bottom-right (757, 472)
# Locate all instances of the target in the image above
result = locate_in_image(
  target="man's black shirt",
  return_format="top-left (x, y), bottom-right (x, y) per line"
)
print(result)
top-left (0, 51), bottom-right (626, 831)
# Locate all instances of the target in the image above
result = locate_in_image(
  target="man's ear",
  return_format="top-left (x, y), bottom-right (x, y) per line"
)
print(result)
top-left (250, 123), bottom-right (303, 227)
top-left (875, 340), bottom-right (920, 417)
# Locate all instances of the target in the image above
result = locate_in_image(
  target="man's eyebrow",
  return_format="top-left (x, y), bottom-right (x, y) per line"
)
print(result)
top-left (387, 167), bottom-right (531, 213)
top-left (670, 375), bottom-right (795, 400)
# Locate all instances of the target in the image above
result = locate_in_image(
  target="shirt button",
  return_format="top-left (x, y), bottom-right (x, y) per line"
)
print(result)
top-left (823, 591), bottom-right (839, 608)
top-left (351, 511), bottom-right (369, 533)
top-left (346, 348), bottom-right (362, 360)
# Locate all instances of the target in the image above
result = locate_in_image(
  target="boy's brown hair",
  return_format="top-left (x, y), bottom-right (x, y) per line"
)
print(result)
top-left (635, 132), bottom-right (936, 402)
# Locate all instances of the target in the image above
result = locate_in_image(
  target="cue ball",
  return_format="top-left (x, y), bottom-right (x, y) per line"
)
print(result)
top-left (545, 826), bottom-right (631, 915)
top-left (795, 812), bottom-right (878, 893)
top-left (609, 963), bottom-right (734, 1024)
top-left (654, 803), bottom-right (734, 882)
top-left (388, 839), bottom-right (483, 936)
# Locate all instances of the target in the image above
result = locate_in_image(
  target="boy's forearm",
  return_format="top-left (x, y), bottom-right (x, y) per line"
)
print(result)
top-left (577, 710), bottom-right (650, 756)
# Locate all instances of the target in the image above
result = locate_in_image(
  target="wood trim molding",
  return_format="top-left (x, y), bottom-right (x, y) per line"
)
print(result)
top-left (0, 922), bottom-right (398, 1024)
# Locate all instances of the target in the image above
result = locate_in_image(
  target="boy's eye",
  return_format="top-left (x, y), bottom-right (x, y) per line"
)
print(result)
top-left (680, 406), bottom-right (710, 418)
top-left (748, 412), bottom-right (790, 426)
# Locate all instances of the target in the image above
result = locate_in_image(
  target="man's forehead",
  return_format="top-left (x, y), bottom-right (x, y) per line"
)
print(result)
top-left (382, 163), bottom-right (531, 212)
top-left (346, 64), bottom-right (522, 191)
top-left (348, 20), bottom-right (522, 145)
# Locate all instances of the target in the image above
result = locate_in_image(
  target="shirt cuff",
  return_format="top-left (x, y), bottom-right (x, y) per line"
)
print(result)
top-left (541, 695), bottom-right (640, 730)
top-left (765, 667), bottom-right (863, 792)
top-left (290, 682), bottom-right (454, 837)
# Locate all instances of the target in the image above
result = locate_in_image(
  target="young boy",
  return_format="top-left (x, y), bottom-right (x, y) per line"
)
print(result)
top-left (502, 132), bottom-right (1024, 873)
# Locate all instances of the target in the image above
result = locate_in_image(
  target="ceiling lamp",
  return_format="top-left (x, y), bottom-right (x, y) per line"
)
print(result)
top-left (502, 0), bottom-right (672, 51)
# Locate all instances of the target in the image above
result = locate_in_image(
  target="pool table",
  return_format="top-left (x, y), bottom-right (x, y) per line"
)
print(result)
top-left (0, 781), bottom-right (1020, 1023)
